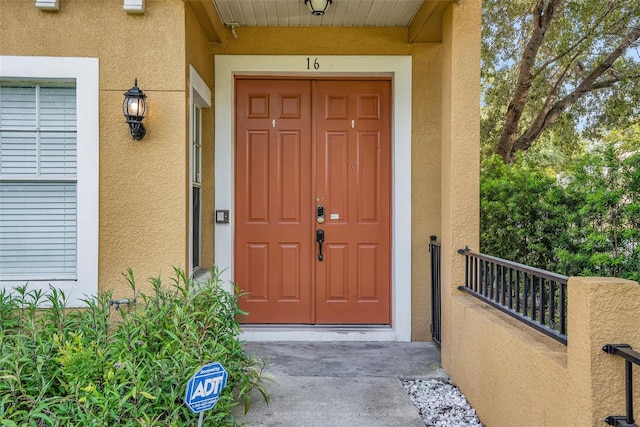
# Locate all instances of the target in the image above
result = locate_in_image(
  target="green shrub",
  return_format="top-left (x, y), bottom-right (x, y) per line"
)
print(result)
top-left (0, 267), bottom-right (268, 426)
top-left (480, 155), bottom-right (566, 271)
top-left (481, 145), bottom-right (640, 280)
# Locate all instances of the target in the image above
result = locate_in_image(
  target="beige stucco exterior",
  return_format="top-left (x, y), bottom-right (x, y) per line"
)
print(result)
top-left (4, 2), bottom-right (639, 425)
top-left (185, 3), bottom-right (216, 277)
top-left (0, 0), bottom-right (480, 341)
top-left (444, 276), bottom-right (640, 426)
top-left (1, 0), bottom-right (190, 299)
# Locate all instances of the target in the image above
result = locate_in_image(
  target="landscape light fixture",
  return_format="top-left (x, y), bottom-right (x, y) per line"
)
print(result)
top-left (305, 0), bottom-right (332, 16)
top-left (123, 78), bottom-right (147, 140)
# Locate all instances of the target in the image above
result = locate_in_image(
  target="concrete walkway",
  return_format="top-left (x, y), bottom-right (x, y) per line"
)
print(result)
top-left (234, 341), bottom-right (444, 427)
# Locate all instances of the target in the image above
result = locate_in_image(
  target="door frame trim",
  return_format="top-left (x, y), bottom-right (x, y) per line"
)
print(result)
top-left (214, 55), bottom-right (412, 341)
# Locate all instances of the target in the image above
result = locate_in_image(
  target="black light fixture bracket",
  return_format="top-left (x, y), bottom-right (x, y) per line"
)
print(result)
top-left (126, 118), bottom-right (146, 140)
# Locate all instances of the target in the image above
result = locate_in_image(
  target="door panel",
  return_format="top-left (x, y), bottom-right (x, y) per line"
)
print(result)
top-left (235, 78), bottom-right (390, 325)
top-left (235, 79), bottom-right (312, 323)
top-left (314, 80), bottom-right (391, 324)
top-left (247, 131), bottom-right (269, 222)
top-left (316, 81), bottom-right (391, 324)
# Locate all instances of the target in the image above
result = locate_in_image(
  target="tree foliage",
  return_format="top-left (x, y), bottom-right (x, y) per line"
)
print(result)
top-left (480, 155), bottom-right (564, 270)
top-left (482, 0), bottom-right (640, 163)
top-left (481, 127), bottom-right (640, 280)
top-left (556, 142), bottom-right (640, 280)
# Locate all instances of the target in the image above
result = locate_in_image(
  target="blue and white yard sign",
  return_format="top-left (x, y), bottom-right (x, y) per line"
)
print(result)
top-left (184, 362), bottom-right (228, 414)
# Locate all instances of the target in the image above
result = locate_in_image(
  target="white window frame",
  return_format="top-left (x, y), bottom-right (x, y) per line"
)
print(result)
top-left (192, 105), bottom-right (202, 271)
top-left (188, 65), bottom-right (211, 277)
top-left (0, 56), bottom-right (99, 307)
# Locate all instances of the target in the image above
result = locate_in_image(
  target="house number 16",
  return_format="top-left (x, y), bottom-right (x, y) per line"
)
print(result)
top-left (306, 57), bottom-right (320, 70)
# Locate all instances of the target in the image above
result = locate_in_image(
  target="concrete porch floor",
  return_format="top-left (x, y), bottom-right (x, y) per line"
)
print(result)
top-left (234, 341), bottom-right (444, 427)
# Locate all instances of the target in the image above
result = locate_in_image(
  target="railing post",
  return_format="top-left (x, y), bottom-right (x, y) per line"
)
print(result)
top-left (429, 236), bottom-right (441, 346)
top-left (603, 344), bottom-right (639, 426)
top-left (626, 360), bottom-right (634, 425)
top-left (565, 277), bottom-right (640, 426)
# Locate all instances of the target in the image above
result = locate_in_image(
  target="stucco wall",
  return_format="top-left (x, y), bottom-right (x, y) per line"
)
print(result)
top-left (568, 277), bottom-right (640, 426)
top-left (439, 0), bottom-right (481, 350)
top-left (0, 0), bottom-right (189, 297)
top-left (411, 43), bottom-right (443, 340)
top-left (450, 296), bottom-right (571, 425)
top-left (444, 277), bottom-right (640, 426)
top-left (185, 4), bottom-right (216, 271)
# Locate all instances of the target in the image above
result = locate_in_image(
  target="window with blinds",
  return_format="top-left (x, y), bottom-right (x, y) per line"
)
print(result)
top-left (191, 105), bottom-right (202, 270)
top-left (0, 82), bottom-right (78, 281)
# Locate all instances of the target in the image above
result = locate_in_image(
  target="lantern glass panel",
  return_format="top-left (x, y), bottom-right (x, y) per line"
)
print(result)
top-left (124, 96), bottom-right (146, 119)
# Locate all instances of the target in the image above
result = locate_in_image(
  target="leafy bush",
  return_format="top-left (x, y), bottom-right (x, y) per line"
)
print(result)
top-left (481, 144), bottom-right (640, 281)
top-left (0, 267), bottom-right (268, 426)
top-left (480, 155), bottom-right (566, 271)
top-left (556, 146), bottom-right (640, 280)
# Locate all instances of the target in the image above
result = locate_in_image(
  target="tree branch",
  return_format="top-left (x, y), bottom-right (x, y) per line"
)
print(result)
top-left (497, 0), bottom-right (563, 163)
top-left (511, 23), bottom-right (640, 153)
top-left (590, 76), bottom-right (625, 91)
top-left (530, 3), bottom-right (616, 81)
top-left (516, 61), bottom-right (574, 146)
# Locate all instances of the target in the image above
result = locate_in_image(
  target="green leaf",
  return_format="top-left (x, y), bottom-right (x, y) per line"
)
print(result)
top-left (138, 391), bottom-right (156, 400)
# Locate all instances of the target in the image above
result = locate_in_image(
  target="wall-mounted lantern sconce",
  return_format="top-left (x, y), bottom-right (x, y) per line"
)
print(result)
top-left (123, 78), bottom-right (147, 140)
top-left (305, 0), bottom-right (332, 16)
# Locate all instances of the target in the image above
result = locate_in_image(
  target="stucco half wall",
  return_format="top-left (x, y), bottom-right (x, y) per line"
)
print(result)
top-left (444, 277), bottom-right (640, 426)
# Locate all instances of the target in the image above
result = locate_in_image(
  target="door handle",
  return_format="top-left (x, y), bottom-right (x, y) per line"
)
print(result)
top-left (316, 229), bottom-right (324, 261)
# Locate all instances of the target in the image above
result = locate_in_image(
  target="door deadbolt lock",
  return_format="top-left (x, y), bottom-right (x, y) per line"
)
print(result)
top-left (316, 205), bottom-right (325, 224)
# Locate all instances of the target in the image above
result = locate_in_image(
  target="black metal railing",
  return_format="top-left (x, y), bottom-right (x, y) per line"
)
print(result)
top-left (603, 344), bottom-right (640, 426)
top-left (430, 236), bottom-right (441, 346)
top-left (457, 247), bottom-right (568, 345)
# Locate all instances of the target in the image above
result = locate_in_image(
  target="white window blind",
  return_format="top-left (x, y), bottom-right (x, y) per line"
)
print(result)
top-left (0, 82), bottom-right (78, 281)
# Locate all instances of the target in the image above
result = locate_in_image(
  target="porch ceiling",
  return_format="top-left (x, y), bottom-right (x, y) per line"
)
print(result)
top-left (199, 0), bottom-right (454, 43)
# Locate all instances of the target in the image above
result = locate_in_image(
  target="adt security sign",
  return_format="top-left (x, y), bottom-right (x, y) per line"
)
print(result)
top-left (184, 362), bottom-right (228, 414)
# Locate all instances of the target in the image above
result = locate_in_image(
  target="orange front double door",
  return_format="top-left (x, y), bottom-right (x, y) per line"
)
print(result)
top-left (235, 78), bottom-right (391, 324)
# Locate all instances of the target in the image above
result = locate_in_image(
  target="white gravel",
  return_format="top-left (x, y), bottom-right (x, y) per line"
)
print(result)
top-left (402, 378), bottom-right (483, 427)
